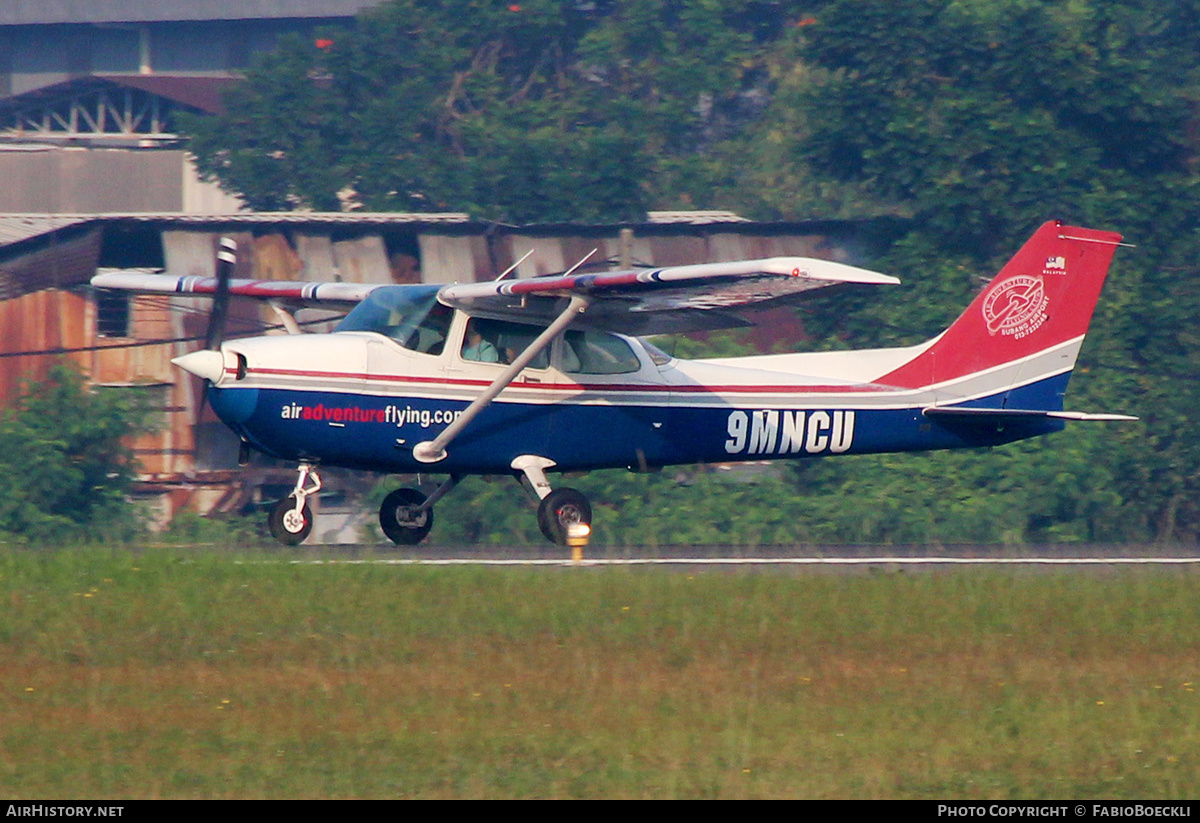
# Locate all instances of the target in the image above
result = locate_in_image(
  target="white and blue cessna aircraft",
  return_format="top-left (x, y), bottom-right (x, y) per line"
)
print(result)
top-left (92, 221), bottom-right (1131, 545)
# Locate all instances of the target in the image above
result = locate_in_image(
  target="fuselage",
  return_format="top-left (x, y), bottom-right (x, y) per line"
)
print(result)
top-left (200, 288), bottom-right (1064, 476)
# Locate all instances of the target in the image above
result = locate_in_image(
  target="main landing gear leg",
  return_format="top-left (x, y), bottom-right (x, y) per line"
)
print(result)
top-left (379, 475), bottom-right (460, 545)
top-left (269, 463), bottom-right (322, 545)
top-left (512, 455), bottom-right (592, 546)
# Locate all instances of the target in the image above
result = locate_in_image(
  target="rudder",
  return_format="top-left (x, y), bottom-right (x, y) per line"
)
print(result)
top-left (877, 221), bottom-right (1122, 410)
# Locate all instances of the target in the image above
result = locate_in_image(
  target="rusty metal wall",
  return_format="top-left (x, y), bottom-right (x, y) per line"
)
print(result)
top-left (0, 288), bottom-right (90, 406)
top-left (294, 234), bottom-right (337, 280)
top-left (418, 234), bottom-right (478, 284)
top-left (89, 290), bottom-right (190, 478)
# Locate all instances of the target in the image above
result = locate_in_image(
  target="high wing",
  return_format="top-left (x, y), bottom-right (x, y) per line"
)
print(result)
top-left (438, 257), bottom-right (899, 334)
top-left (90, 270), bottom-right (379, 307)
top-left (92, 256), bottom-right (898, 335)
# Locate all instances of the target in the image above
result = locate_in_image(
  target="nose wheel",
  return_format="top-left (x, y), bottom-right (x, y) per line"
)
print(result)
top-left (268, 463), bottom-right (321, 546)
top-left (269, 495), bottom-right (313, 545)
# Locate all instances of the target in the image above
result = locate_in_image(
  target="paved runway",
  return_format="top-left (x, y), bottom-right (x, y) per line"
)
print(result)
top-left (259, 543), bottom-right (1200, 567)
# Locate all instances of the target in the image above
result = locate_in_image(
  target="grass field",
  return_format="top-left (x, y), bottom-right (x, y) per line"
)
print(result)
top-left (1, 547), bottom-right (1198, 799)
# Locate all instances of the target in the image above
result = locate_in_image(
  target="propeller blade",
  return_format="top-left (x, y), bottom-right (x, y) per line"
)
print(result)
top-left (205, 237), bottom-right (237, 350)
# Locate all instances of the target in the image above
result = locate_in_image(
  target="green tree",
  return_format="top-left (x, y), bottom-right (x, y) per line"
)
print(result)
top-left (788, 0), bottom-right (1196, 252)
top-left (762, 0), bottom-right (1200, 543)
top-left (183, 0), bottom-right (788, 221)
top-left (0, 365), bottom-right (149, 542)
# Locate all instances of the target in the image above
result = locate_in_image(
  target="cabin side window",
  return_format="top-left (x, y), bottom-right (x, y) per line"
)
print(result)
top-left (459, 318), bottom-right (549, 369)
top-left (562, 330), bottom-right (641, 375)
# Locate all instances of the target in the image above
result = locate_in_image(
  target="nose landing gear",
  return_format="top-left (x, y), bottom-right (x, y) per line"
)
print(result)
top-left (268, 463), bottom-right (322, 545)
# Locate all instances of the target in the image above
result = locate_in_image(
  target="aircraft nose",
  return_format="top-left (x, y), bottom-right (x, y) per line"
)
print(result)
top-left (172, 349), bottom-right (226, 383)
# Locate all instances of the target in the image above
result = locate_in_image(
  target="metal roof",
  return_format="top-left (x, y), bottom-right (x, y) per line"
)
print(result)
top-left (0, 215), bottom-right (97, 247)
top-left (93, 75), bottom-right (242, 115)
top-left (0, 75), bottom-right (240, 116)
top-left (108, 211), bottom-right (475, 226)
top-left (646, 210), bottom-right (751, 224)
top-left (0, 1), bottom-right (379, 26)
top-left (0, 212), bottom-right (476, 248)
top-left (0, 211), bottom-right (894, 252)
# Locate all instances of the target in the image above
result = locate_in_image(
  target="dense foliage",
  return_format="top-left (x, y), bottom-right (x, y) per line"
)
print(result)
top-left (0, 365), bottom-right (147, 542)
top-left (184, 0), bottom-right (1200, 544)
top-left (184, 0), bottom-right (773, 220)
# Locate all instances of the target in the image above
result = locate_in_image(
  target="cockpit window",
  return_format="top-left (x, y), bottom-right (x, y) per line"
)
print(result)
top-left (335, 286), bottom-right (452, 355)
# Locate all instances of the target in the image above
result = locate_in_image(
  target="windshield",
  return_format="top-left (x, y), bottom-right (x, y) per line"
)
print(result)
top-left (335, 285), bottom-right (452, 355)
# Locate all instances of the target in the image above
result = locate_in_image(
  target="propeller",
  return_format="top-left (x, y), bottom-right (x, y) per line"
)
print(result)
top-left (172, 236), bottom-right (236, 384)
top-left (205, 236), bottom-right (237, 349)
top-left (170, 236), bottom-right (251, 464)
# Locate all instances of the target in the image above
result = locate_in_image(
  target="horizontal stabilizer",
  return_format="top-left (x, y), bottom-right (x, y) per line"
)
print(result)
top-left (923, 406), bottom-right (1137, 422)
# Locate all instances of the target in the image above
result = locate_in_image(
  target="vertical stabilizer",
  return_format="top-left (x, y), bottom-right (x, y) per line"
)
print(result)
top-left (877, 221), bottom-right (1122, 410)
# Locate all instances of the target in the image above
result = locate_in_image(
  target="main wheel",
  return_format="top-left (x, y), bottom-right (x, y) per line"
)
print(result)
top-left (269, 495), bottom-right (313, 545)
top-left (379, 487), bottom-right (434, 545)
top-left (537, 487), bottom-right (592, 545)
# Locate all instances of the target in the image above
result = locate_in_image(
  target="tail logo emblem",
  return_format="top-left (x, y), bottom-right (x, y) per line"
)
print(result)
top-left (982, 275), bottom-right (1048, 339)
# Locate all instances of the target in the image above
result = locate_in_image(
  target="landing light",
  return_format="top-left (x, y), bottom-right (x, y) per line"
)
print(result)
top-left (567, 522), bottom-right (591, 563)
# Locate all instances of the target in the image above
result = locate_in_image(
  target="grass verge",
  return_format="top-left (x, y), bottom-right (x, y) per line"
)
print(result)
top-left (1, 548), bottom-right (1197, 798)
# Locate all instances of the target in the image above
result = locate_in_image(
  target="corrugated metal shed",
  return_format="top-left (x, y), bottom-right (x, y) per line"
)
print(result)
top-left (0, 223), bottom-right (101, 298)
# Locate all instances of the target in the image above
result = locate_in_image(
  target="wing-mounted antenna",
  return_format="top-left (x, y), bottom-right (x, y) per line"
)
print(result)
top-left (496, 248), bottom-right (597, 284)
top-left (494, 249), bottom-right (535, 281)
top-left (561, 248), bottom-right (598, 278)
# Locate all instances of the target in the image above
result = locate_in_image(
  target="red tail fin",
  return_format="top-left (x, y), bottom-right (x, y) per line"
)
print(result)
top-left (878, 221), bottom-right (1122, 392)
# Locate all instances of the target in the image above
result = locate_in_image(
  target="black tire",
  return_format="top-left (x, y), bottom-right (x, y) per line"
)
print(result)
top-left (269, 495), bottom-right (313, 545)
top-left (537, 487), bottom-right (592, 545)
top-left (380, 487), bottom-right (434, 545)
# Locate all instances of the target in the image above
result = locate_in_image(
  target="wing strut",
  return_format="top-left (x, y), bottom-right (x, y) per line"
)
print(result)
top-left (412, 295), bottom-right (591, 463)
